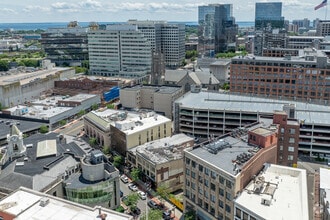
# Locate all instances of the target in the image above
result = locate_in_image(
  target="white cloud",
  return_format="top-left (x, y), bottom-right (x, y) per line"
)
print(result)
top-left (23, 6), bottom-right (50, 12)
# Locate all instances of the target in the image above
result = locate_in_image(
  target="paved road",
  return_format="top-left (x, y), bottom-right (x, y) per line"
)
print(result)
top-left (53, 119), bottom-right (84, 137)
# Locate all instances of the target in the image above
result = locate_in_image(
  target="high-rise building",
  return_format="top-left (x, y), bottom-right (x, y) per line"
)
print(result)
top-left (40, 21), bottom-right (89, 66)
top-left (127, 20), bottom-right (185, 69)
top-left (198, 4), bottom-right (237, 56)
top-left (316, 20), bottom-right (330, 36)
top-left (88, 24), bottom-right (152, 80)
top-left (255, 2), bottom-right (284, 30)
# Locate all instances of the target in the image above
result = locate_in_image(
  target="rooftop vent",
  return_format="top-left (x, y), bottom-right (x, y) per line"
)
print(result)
top-left (39, 197), bottom-right (49, 207)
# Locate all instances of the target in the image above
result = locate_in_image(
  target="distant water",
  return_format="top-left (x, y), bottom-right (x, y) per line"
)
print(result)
top-left (0, 21), bottom-right (254, 31)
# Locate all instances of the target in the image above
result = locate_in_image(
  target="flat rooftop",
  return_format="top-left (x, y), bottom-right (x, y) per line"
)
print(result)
top-left (86, 109), bottom-right (171, 135)
top-left (235, 164), bottom-right (308, 220)
top-left (129, 133), bottom-right (194, 164)
top-left (0, 67), bottom-right (70, 86)
top-left (188, 135), bottom-right (255, 176)
top-left (175, 91), bottom-right (330, 125)
top-left (123, 85), bottom-right (182, 94)
top-left (0, 187), bottom-right (132, 220)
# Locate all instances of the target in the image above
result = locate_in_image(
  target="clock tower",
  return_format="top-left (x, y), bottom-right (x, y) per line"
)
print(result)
top-left (6, 124), bottom-right (26, 160)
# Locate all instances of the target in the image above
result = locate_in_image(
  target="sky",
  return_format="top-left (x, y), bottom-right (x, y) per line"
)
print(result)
top-left (0, 0), bottom-right (328, 23)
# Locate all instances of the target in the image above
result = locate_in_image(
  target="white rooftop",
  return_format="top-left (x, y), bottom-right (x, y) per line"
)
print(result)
top-left (320, 168), bottom-right (330, 215)
top-left (36, 140), bottom-right (57, 159)
top-left (88, 109), bottom-right (171, 135)
top-left (0, 187), bottom-right (132, 220)
top-left (235, 164), bottom-right (308, 220)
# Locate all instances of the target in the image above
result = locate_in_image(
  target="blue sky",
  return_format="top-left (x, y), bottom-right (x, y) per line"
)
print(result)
top-left (0, 0), bottom-right (327, 23)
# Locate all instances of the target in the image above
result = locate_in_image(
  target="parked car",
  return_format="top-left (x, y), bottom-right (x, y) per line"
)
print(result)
top-left (147, 200), bottom-right (159, 209)
top-left (120, 190), bottom-right (123, 197)
top-left (162, 210), bottom-right (173, 220)
top-left (120, 175), bottom-right (129, 183)
top-left (128, 183), bottom-right (138, 191)
top-left (130, 207), bottom-right (141, 216)
top-left (138, 191), bottom-right (146, 200)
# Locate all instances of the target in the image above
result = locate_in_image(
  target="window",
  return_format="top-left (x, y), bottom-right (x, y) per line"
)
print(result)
top-left (219, 176), bottom-right (225, 184)
top-left (204, 179), bottom-right (209, 187)
top-left (281, 128), bottom-right (284, 133)
top-left (192, 161), bottom-right (196, 168)
top-left (204, 190), bottom-right (209, 199)
top-left (235, 208), bottom-right (242, 218)
top-left (199, 164), bottom-right (203, 172)
top-left (243, 212), bottom-right (249, 220)
top-left (211, 183), bottom-right (216, 191)
top-left (186, 168), bottom-right (190, 176)
top-left (225, 204), bottom-right (231, 213)
top-left (288, 155), bottom-right (294, 160)
top-left (186, 179), bottom-right (190, 186)
top-left (199, 175), bottom-right (203, 183)
top-left (290, 128), bottom-right (296, 134)
top-left (191, 182), bottom-right (196, 190)
top-left (226, 192), bottom-right (231, 201)
top-left (186, 158), bottom-right (191, 165)
top-left (219, 200), bottom-right (224, 208)
top-left (198, 186), bottom-right (203, 195)
top-left (289, 138), bottom-right (295, 143)
top-left (204, 167), bottom-right (210, 176)
top-left (219, 188), bottom-right (224, 196)
top-left (211, 170), bottom-right (216, 179)
top-left (288, 146), bottom-right (295, 152)
top-left (280, 145), bottom-right (283, 151)
top-left (191, 171), bottom-right (196, 179)
top-left (211, 194), bottom-right (216, 202)
top-left (226, 180), bottom-right (232, 189)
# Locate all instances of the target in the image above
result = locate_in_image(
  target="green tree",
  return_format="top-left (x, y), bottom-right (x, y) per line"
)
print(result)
top-left (77, 109), bottom-right (86, 117)
top-left (89, 137), bottom-right (97, 146)
top-left (0, 60), bottom-right (9, 71)
top-left (39, 125), bottom-right (49, 134)
top-left (156, 183), bottom-right (170, 204)
top-left (106, 103), bottom-right (115, 109)
top-left (115, 206), bottom-right (125, 213)
top-left (140, 209), bottom-right (163, 220)
top-left (184, 210), bottom-right (196, 220)
top-left (113, 155), bottom-right (124, 168)
top-left (91, 103), bottom-right (99, 110)
top-left (131, 168), bottom-right (141, 182)
top-left (124, 193), bottom-right (139, 209)
top-left (102, 145), bottom-right (110, 155)
top-left (222, 82), bottom-right (230, 91)
top-left (59, 120), bottom-right (66, 126)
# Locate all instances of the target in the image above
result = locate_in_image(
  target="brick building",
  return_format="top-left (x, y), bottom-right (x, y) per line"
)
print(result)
top-left (230, 49), bottom-right (330, 103)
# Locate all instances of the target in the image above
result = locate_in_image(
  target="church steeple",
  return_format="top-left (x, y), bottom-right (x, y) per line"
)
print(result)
top-left (6, 124), bottom-right (26, 160)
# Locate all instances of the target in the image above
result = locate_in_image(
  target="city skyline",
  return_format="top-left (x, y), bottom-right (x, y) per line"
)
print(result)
top-left (0, 0), bottom-right (328, 23)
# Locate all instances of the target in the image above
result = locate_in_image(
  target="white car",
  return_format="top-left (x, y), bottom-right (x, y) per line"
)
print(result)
top-left (128, 183), bottom-right (138, 191)
top-left (138, 191), bottom-right (147, 200)
top-left (120, 175), bottom-right (129, 183)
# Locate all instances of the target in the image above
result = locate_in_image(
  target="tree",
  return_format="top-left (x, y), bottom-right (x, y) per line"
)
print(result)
top-left (222, 82), bottom-right (230, 91)
top-left (131, 168), bottom-right (141, 182)
top-left (91, 103), bottom-right (99, 110)
top-left (0, 60), bottom-right (9, 71)
top-left (39, 125), bottom-right (49, 134)
top-left (113, 155), bottom-right (124, 168)
top-left (106, 103), bottom-right (115, 109)
top-left (77, 109), bottom-right (86, 117)
top-left (140, 209), bottom-right (163, 220)
top-left (124, 193), bottom-right (139, 209)
top-left (184, 210), bottom-right (196, 220)
top-left (89, 137), bottom-right (97, 146)
top-left (59, 120), bottom-right (66, 126)
top-left (156, 183), bottom-right (170, 204)
top-left (102, 145), bottom-right (110, 155)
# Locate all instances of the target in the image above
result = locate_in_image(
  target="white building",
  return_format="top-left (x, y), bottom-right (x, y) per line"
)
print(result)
top-left (0, 187), bottom-right (132, 220)
top-left (320, 168), bottom-right (330, 220)
top-left (234, 164), bottom-right (309, 220)
top-left (88, 24), bottom-right (152, 80)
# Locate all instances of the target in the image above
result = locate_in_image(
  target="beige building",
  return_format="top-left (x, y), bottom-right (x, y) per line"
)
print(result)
top-left (84, 109), bottom-right (172, 155)
top-left (0, 60), bottom-right (75, 107)
top-left (120, 85), bottom-right (184, 119)
top-left (127, 134), bottom-right (194, 192)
